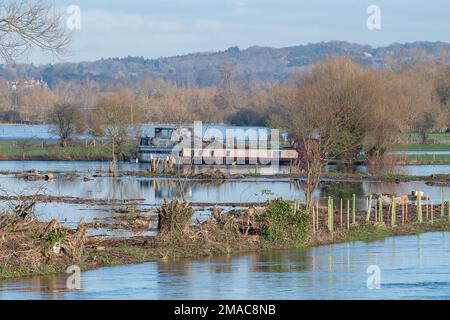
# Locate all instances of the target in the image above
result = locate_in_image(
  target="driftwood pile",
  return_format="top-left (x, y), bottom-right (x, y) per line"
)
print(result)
top-left (150, 156), bottom-right (176, 174)
top-left (157, 200), bottom-right (195, 234)
top-left (23, 169), bottom-right (55, 181)
top-left (0, 200), bottom-right (36, 234)
top-left (213, 206), bottom-right (262, 235)
top-left (0, 199), bottom-right (87, 272)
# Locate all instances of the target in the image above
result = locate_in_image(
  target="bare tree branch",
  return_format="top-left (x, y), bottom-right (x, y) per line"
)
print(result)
top-left (0, 0), bottom-right (70, 62)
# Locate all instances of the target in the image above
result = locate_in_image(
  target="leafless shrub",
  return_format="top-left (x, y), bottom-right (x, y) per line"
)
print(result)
top-left (157, 200), bottom-right (195, 235)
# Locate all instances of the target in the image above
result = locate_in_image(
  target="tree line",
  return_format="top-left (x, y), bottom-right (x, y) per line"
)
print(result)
top-left (0, 57), bottom-right (449, 153)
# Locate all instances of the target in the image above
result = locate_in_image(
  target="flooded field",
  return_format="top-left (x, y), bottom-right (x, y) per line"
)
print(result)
top-left (1, 158), bottom-right (450, 298)
top-left (1, 232), bottom-right (450, 299)
top-left (0, 160), bottom-right (449, 235)
top-left (1, 160), bottom-right (450, 176)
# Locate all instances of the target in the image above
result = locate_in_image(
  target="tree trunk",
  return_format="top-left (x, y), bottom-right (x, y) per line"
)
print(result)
top-left (110, 137), bottom-right (117, 175)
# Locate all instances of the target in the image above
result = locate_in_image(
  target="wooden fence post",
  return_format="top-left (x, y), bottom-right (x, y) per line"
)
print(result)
top-left (431, 204), bottom-right (434, 224)
top-left (366, 194), bottom-right (372, 222)
top-left (316, 201), bottom-right (319, 232)
top-left (391, 196), bottom-right (396, 227)
top-left (401, 199), bottom-right (405, 225)
top-left (374, 200), bottom-right (378, 222)
top-left (312, 205), bottom-right (316, 234)
top-left (379, 196), bottom-right (383, 223)
top-left (406, 200), bottom-right (408, 222)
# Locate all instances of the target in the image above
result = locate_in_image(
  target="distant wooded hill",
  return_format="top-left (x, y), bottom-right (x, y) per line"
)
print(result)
top-left (1, 41), bottom-right (449, 88)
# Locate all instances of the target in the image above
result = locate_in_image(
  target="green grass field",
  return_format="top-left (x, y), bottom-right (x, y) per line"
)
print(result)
top-left (390, 142), bottom-right (450, 164)
top-left (0, 141), bottom-right (136, 161)
top-left (404, 154), bottom-right (450, 164)
top-left (391, 132), bottom-right (450, 159)
top-left (392, 144), bottom-right (450, 152)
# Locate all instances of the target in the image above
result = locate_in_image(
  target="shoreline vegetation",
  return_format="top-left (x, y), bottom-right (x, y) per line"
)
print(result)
top-left (2, 198), bottom-right (450, 280)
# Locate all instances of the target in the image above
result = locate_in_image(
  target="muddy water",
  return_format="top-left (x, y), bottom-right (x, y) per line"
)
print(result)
top-left (1, 232), bottom-right (449, 299)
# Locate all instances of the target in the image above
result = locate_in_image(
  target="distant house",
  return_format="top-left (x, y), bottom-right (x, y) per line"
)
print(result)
top-left (6, 78), bottom-right (48, 91)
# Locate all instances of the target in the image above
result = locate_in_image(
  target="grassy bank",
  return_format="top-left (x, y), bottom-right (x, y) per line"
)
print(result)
top-left (406, 156), bottom-right (450, 164)
top-left (388, 137), bottom-right (450, 164)
top-left (2, 199), bottom-right (450, 280)
top-left (0, 141), bottom-right (136, 161)
top-left (392, 144), bottom-right (450, 152)
top-left (5, 221), bottom-right (448, 280)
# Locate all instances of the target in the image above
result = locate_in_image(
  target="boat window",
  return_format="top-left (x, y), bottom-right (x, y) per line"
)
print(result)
top-left (155, 128), bottom-right (173, 138)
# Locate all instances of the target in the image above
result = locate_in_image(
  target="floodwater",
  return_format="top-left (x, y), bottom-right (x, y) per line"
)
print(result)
top-left (1, 232), bottom-right (450, 299)
top-left (0, 161), bottom-right (291, 175)
top-left (1, 160), bottom-right (449, 176)
top-left (1, 158), bottom-right (450, 299)
top-left (0, 167), bottom-right (449, 231)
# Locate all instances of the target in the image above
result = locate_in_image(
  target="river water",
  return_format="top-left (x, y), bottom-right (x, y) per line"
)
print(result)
top-left (1, 161), bottom-right (450, 299)
top-left (0, 161), bottom-right (449, 232)
top-left (1, 232), bottom-right (450, 299)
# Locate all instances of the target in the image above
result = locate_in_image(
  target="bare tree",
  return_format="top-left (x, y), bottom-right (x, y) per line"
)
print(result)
top-left (270, 57), bottom-right (392, 210)
top-left (0, 0), bottom-right (70, 62)
top-left (415, 111), bottom-right (438, 144)
top-left (91, 93), bottom-right (132, 172)
top-left (49, 102), bottom-right (80, 147)
top-left (214, 63), bottom-right (240, 111)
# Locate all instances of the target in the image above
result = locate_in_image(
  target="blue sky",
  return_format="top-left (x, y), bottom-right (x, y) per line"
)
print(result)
top-left (29, 0), bottom-right (450, 64)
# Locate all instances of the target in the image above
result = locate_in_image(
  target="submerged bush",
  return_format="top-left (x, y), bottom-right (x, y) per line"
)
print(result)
top-left (42, 227), bottom-right (68, 249)
top-left (157, 200), bottom-right (195, 235)
top-left (257, 199), bottom-right (310, 245)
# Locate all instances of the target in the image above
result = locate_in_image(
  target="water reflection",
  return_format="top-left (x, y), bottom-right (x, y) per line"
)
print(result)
top-left (1, 160), bottom-right (450, 176)
top-left (0, 273), bottom-right (70, 299)
top-left (1, 174), bottom-right (450, 229)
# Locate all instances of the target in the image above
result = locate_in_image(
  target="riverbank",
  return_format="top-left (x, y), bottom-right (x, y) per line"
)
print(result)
top-left (2, 199), bottom-right (450, 280)
top-left (390, 143), bottom-right (450, 164)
